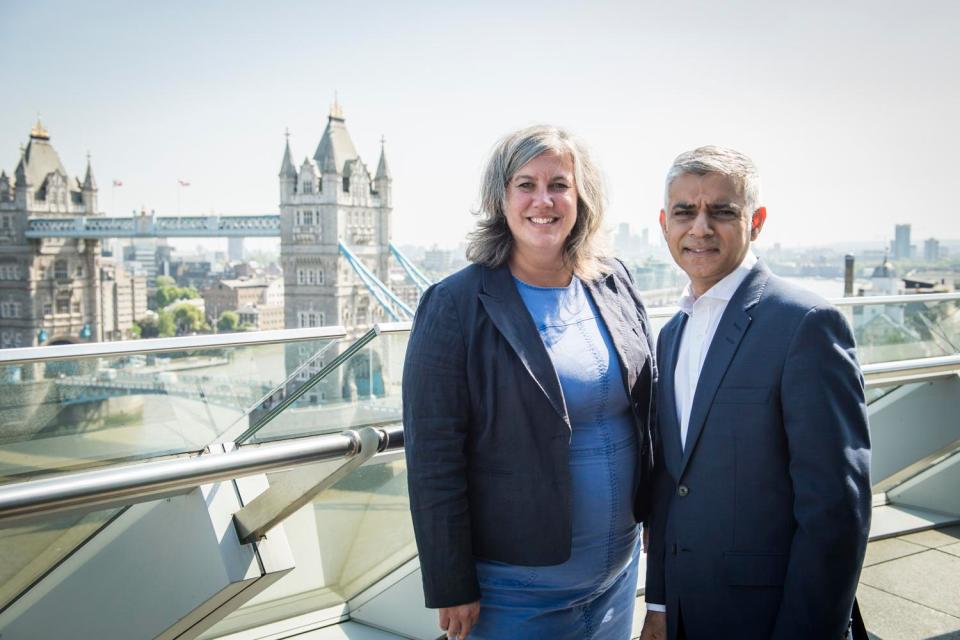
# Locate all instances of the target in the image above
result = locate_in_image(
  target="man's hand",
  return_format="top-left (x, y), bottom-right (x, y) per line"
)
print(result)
top-left (639, 610), bottom-right (666, 640)
top-left (439, 601), bottom-right (480, 639)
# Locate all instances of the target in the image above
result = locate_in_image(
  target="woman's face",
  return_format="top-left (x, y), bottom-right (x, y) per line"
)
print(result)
top-left (504, 150), bottom-right (578, 264)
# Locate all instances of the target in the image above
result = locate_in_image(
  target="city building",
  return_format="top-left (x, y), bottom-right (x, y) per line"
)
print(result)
top-left (925, 237), bottom-right (941, 262)
top-left (99, 259), bottom-right (148, 341)
top-left (0, 120), bottom-right (105, 346)
top-left (278, 101), bottom-right (392, 333)
top-left (892, 223), bottom-right (912, 260)
top-left (228, 236), bottom-right (244, 262)
top-left (201, 277), bottom-right (284, 329)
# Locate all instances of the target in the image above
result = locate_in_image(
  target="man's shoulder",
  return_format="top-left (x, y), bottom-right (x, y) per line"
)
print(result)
top-left (759, 272), bottom-right (838, 318)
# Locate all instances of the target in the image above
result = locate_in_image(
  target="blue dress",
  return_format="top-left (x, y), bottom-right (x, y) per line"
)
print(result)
top-left (471, 277), bottom-right (640, 640)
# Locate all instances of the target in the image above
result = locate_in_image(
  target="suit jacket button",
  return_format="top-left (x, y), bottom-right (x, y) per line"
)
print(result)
top-left (677, 484), bottom-right (689, 497)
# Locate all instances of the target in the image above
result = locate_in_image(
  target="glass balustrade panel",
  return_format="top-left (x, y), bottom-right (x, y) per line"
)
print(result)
top-left (0, 506), bottom-right (120, 613)
top-left (0, 336), bottom-right (338, 483)
top-left (243, 331), bottom-right (409, 444)
top-left (199, 453), bottom-right (416, 638)
top-left (839, 297), bottom-right (960, 364)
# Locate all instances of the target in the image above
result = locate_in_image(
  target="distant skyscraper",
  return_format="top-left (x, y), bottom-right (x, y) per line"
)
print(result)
top-left (892, 224), bottom-right (911, 260)
top-left (924, 238), bottom-right (941, 262)
top-left (228, 237), bottom-right (244, 262)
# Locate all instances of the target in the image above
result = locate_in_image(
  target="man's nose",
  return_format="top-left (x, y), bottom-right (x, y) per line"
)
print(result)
top-left (689, 210), bottom-right (713, 236)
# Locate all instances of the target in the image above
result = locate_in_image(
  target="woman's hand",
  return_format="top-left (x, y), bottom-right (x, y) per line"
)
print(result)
top-left (439, 601), bottom-right (480, 639)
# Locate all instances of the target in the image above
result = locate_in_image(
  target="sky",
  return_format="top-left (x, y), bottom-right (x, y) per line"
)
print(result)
top-left (2, 0), bottom-right (959, 255)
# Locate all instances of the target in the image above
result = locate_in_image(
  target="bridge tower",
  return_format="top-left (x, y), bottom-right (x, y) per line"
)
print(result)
top-left (0, 121), bottom-right (103, 347)
top-left (278, 101), bottom-right (393, 336)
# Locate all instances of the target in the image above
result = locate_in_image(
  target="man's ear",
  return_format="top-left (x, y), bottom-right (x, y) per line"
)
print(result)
top-left (751, 206), bottom-right (767, 240)
top-left (659, 209), bottom-right (667, 236)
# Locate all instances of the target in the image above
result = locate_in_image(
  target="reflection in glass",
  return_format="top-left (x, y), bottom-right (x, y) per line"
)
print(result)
top-left (0, 337), bottom-right (338, 483)
top-left (844, 298), bottom-right (960, 364)
top-left (244, 331), bottom-right (409, 444)
top-left (0, 507), bottom-right (119, 612)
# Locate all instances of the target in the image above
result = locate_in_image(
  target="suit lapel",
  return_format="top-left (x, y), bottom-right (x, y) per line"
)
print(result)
top-left (478, 265), bottom-right (567, 422)
top-left (659, 314), bottom-right (687, 478)
top-left (679, 263), bottom-right (770, 476)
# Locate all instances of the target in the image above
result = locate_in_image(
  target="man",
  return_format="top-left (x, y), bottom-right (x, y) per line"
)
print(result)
top-left (640, 146), bottom-right (871, 639)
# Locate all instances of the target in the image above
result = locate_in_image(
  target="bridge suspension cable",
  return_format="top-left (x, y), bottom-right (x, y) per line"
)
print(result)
top-left (338, 242), bottom-right (414, 322)
top-left (389, 243), bottom-right (432, 293)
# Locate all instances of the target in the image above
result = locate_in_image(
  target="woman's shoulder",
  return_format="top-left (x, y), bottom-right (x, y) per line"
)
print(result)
top-left (418, 263), bottom-right (486, 315)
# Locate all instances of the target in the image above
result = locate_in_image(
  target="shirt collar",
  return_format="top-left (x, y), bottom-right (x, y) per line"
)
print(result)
top-left (678, 251), bottom-right (758, 316)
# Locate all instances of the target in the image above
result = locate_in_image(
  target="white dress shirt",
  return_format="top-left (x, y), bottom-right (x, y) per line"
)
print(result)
top-left (674, 251), bottom-right (757, 449)
top-left (646, 251), bottom-right (757, 614)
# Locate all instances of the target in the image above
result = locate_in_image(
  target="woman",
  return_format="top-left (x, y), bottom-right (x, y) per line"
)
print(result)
top-left (403, 125), bottom-right (656, 639)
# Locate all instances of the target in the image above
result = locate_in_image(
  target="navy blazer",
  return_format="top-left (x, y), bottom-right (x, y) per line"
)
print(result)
top-left (645, 261), bottom-right (872, 639)
top-left (403, 260), bottom-right (656, 608)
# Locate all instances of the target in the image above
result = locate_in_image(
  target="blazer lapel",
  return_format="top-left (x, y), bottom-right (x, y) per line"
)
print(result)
top-left (659, 314), bottom-right (687, 478)
top-left (582, 273), bottom-right (647, 401)
top-left (478, 265), bottom-right (568, 423)
top-left (679, 262), bottom-right (770, 476)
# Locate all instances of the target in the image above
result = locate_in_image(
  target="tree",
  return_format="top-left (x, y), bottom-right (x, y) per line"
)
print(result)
top-left (156, 284), bottom-right (199, 309)
top-left (155, 275), bottom-right (176, 288)
top-left (217, 311), bottom-right (241, 333)
top-left (171, 303), bottom-right (207, 335)
top-left (157, 310), bottom-right (176, 337)
top-left (136, 315), bottom-right (160, 338)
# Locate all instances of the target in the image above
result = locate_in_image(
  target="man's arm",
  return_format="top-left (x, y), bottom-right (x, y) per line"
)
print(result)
top-left (772, 305), bottom-right (871, 639)
top-left (403, 283), bottom-right (480, 608)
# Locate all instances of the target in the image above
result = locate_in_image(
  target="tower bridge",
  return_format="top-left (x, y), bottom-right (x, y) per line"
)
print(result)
top-left (2, 104), bottom-right (430, 349)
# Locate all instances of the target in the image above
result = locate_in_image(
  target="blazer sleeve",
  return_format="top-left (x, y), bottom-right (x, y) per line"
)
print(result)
top-left (772, 305), bottom-right (872, 639)
top-left (644, 333), bottom-right (670, 607)
top-left (402, 282), bottom-right (480, 608)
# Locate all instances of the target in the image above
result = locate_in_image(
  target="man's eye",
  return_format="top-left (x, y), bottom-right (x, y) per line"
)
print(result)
top-left (674, 210), bottom-right (694, 218)
top-left (714, 210), bottom-right (737, 218)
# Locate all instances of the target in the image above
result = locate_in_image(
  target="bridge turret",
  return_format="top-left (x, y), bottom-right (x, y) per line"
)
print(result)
top-left (278, 129), bottom-right (297, 204)
top-left (81, 153), bottom-right (98, 214)
top-left (374, 137), bottom-right (391, 208)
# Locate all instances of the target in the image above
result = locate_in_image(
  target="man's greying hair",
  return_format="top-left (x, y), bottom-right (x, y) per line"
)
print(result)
top-left (665, 145), bottom-right (762, 212)
top-left (465, 125), bottom-right (608, 279)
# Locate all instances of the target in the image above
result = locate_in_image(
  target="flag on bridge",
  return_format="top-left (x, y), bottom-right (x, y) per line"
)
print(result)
top-left (112, 180), bottom-right (123, 187)
top-left (178, 180), bottom-right (191, 187)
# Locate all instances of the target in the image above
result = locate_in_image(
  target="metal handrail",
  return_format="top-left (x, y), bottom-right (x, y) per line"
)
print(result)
top-left (0, 424), bottom-right (404, 525)
top-left (0, 326), bottom-right (348, 365)
top-left (862, 354), bottom-right (960, 387)
top-left (645, 292), bottom-right (960, 319)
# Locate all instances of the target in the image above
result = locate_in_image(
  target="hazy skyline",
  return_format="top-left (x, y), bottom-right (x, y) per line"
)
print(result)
top-left (3, 0), bottom-right (958, 253)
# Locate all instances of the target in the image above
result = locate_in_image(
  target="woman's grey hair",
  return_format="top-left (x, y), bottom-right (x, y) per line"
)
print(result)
top-left (664, 145), bottom-right (761, 212)
top-left (465, 125), bottom-right (608, 279)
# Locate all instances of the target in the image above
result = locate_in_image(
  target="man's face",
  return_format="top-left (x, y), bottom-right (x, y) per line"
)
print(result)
top-left (659, 171), bottom-right (766, 297)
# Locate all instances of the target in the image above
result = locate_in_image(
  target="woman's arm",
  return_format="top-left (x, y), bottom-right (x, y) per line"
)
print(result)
top-left (402, 282), bottom-right (480, 609)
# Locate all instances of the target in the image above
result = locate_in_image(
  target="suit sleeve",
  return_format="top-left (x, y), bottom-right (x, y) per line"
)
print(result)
top-left (644, 333), bottom-right (671, 607)
top-left (402, 282), bottom-right (479, 608)
top-left (772, 305), bottom-right (872, 639)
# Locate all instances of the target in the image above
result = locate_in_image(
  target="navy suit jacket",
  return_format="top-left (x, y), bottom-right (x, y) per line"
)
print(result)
top-left (645, 261), bottom-right (871, 639)
top-left (403, 260), bottom-right (656, 608)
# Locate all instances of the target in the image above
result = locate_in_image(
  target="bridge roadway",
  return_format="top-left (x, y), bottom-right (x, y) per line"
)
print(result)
top-left (24, 213), bottom-right (281, 238)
